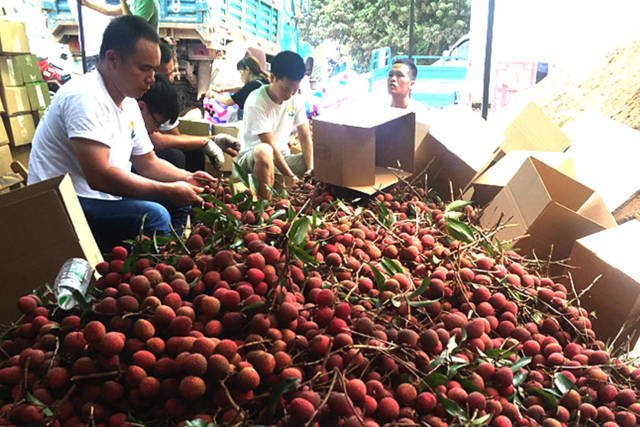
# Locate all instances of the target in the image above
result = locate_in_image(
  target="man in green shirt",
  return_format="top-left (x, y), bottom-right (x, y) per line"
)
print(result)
top-left (82, 0), bottom-right (159, 33)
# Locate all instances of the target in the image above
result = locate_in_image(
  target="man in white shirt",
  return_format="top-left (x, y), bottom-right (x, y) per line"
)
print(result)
top-left (28, 16), bottom-right (213, 250)
top-left (237, 50), bottom-right (312, 200)
top-left (388, 58), bottom-right (422, 111)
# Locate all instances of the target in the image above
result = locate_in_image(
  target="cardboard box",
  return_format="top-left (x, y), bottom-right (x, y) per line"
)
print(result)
top-left (6, 113), bottom-right (35, 146)
top-left (25, 82), bottom-right (50, 111)
top-left (14, 54), bottom-right (42, 83)
top-left (0, 117), bottom-right (8, 145)
top-left (479, 157), bottom-right (616, 262)
top-left (562, 112), bottom-right (640, 213)
top-left (0, 21), bottom-right (30, 54)
top-left (564, 220), bottom-right (640, 346)
top-left (2, 85), bottom-right (30, 115)
top-left (177, 118), bottom-right (240, 173)
top-left (0, 143), bottom-right (11, 174)
top-left (313, 105), bottom-right (413, 194)
top-left (466, 150), bottom-right (574, 207)
top-left (476, 102), bottom-right (571, 180)
top-left (415, 109), bottom-right (499, 199)
top-left (0, 55), bottom-right (22, 86)
top-left (0, 174), bottom-right (103, 324)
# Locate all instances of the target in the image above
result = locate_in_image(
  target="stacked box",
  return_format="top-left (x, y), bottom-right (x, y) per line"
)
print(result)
top-left (0, 20), bottom-right (44, 149)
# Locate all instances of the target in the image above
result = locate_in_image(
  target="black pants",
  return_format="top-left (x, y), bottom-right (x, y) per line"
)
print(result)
top-left (156, 148), bottom-right (205, 172)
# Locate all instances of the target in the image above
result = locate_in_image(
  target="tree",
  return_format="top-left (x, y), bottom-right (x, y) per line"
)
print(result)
top-left (298, 0), bottom-right (471, 72)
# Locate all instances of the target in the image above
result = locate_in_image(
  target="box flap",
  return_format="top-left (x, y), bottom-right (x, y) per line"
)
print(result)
top-left (178, 118), bottom-right (211, 136)
top-left (576, 193), bottom-right (617, 229)
top-left (562, 112), bottom-right (640, 211)
top-left (343, 167), bottom-right (411, 195)
top-left (479, 185), bottom-right (529, 242)
top-left (528, 157), bottom-right (593, 212)
top-left (315, 103), bottom-right (413, 128)
top-left (0, 144), bottom-right (11, 174)
top-left (475, 151), bottom-right (573, 187)
top-left (375, 113), bottom-right (415, 172)
top-left (500, 101), bottom-right (570, 153)
top-left (503, 158), bottom-right (552, 227)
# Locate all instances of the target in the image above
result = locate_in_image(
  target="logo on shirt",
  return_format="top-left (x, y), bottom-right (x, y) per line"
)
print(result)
top-left (287, 105), bottom-right (295, 117)
top-left (128, 121), bottom-right (136, 140)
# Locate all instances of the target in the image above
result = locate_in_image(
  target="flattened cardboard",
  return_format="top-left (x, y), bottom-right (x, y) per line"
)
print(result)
top-left (0, 21), bottom-right (30, 54)
top-left (564, 220), bottom-right (640, 346)
top-left (469, 150), bottom-right (574, 206)
top-left (0, 55), bottom-right (22, 86)
top-left (6, 113), bottom-right (35, 146)
top-left (563, 112), bottom-right (640, 212)
top-left (415, 109), bottom-right (499, 199)
top-left (2, 85), bottom-right (30, 115)
top-left (25, 81), bottom-right (50, 111)
top-left (14, 54), bottom-right (42, 83)
top-left (0, 174), bottom-right (103, 324)
top-left (313, 105), bottom-right (415, 193)
top-left (0, 143), bottom-right (11, 174)
top-left (479, 157), bottom-right (616, 262)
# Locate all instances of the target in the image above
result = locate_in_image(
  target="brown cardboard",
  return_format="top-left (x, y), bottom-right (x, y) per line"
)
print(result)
top-left (313, 105), bottom-right (413, 194)
top-left (0, 174), bottom-right (103, 324)
top-left (0, 117), bottom-right (8, 145)
top-left (564, 220), bottom-right (640, 346)
top-left (468, 151), bottom-right (574, 207)
top-left (562, 112), bottom-right (640, 213)
top-left (414, 109), bottom-right (500, 199)
top-left (6, 113), bottom-right (35, 146)
top-left (2, 85), bottom-right (30, 115)
top-left (14, 54), bottom-right (42, 83)
top-left (0, 143), bottom-right (11, 174)
top-left (0, 55), bottom-right (22, 86)
top-left (25, 82), bottom-right (50, 111)
top-left (474, 102), bottom-right (571, 182)
top-left (177, 118), bottom-right (240, 173)
top-left (0, 21), bottom-right (30, 54)
top-left (479, 157), bottom-right (616, 262)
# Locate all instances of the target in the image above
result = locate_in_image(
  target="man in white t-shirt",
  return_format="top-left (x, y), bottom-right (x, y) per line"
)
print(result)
top-left (28, 16), bottom-right (213, 250)
top-left (388, 58), bottom-right (423, 111)
top-left (237, 50), bottom-right (312, 199)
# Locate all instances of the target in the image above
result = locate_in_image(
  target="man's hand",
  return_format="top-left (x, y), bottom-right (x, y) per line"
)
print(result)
top-left (186, 171), bottom-right (215, 187)
top-left (201, 139), bottom-right (226, 170)
top-left (213, 133), bottom-right (241, 156)
top-left (166, 181), bottom-right (203, 207)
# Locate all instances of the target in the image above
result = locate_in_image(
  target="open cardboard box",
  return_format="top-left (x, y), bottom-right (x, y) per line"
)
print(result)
top-left (313, 105), bottom-right (414, 194)
top-left (178, 118), bottom-right (240, 173)
top-left (562, 112), bottom-right (640, 214)
top-left (465, 150), bottom-right (574, 207)
top-left (563, 220), bottom-right (640, 347)
top-left (479, 157), bottom-right (616, 263)
top-left (414, 108), bottom-right (499, 199)
top-left (0, 174), bottom-right (103, 324)
top-left (474, 102), bottom-right (571, 181)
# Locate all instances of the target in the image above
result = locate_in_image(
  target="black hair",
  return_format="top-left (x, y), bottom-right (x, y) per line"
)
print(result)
top-left (392, 58), bottom-right (418, 81)
top-left (237, 55), bottom-right (269, 82)
top-left (160, 41), bottom-right (173, 65)
top-left (270, 51), bottom-right (305, 81)
top-left (99, 15), bottom-right (159, 61)
top-left (139, 73), bottom-right (179, 124)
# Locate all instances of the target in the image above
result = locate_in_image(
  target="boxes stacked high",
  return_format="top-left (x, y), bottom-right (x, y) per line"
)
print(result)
top-left (0, 20), bottom-right (46, 148)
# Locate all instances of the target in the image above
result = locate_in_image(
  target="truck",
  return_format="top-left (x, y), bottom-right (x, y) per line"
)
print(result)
top-left (41, 0), bottom-right (313, 111)
top-left (368, 46), bottom-right (468, 108)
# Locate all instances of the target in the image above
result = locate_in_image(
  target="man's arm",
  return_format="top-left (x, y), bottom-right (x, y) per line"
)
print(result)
top-left (81, 0), bottom-right (124, 16)
top-left (296, 122), bottom-right (313, 172)
top-left (258, 132), bottom-right (296, 177)
top-left (150, 132), bottom-right (208, 152)
top-left (72, 138), bottom-right (203, 207)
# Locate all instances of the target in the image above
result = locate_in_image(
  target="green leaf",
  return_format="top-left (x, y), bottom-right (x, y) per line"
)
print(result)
top-left (390, 297), bottom-right (402, 308)
top-left (425, 372), bottom-right (448, 387)
top-left (445, 218), bottom-right (475, 243)
top-left (447, 362), bottom-right (468, 379)
top-left (311, 209), bottom-right (319, 230)
top-left (183, 420), bottom-right (209, 427)
top-left (121, 254), bottom-right (135, 274)
top-left (429, 357), bottom-right (445, 370)
top-left (289, 217), bottom-right (310, 246)
top-left (268, 209), bottom-right (287, 223)
top-left (26, 392), bottom-right (45, 406)
top-left (380, 257), bottom-right (404, 274)
top-left (444, 211), bottom-right (464, 220)
top-left (241, 301), bottom-right (266, 312)
top-left (188, 276), bottom-right (200, 289)
top-left (510, 356), bottom-right (532, 372)
top-left (408, 275), bottom-right (431, 299)
top-left (408, 298), bottom-right (440, 307)
top-left (367, 262), bottom-right (386, 292)
top-left (513, 370), bottom-right (527, 387)
top-left (529, 387), bottom-right (559, 407)
top-left (472, 413), bottom-right (492, 425)
top-left (232, 161), bottom-right (250, 188)
top-left (336, 199), bottom-right (352, 214)
top-left (457, 377), bottom-right (482, 393)
top-left (249, 174), bottom-right (260, 194)
top-left (436, 394), bottom-right (467, 420)
top-left (267, 378), bottom-right (299, 414)
top-left (445, 200), bottom-right (471, 213)
top-left (554, 373), bottom-right (577, 394)
top-left (228, 172), bottom-right (236, 196)
top-left (290, 244), bottom-right (319, 265)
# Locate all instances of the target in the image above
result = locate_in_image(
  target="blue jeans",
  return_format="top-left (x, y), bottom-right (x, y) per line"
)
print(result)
top-left (78, 197), bottom-right (189, 252)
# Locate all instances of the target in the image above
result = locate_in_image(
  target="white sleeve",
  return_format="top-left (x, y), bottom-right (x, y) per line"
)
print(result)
top-left (293, 95), bottom-right (308, 128)
top-left (63, 92), bottom-right (115, 147)
top-left (245, 99), bottom-right (273, 136)
top-left (131, 108), bottom-right (154, 156)
top-left (159, 119), bottom-right (179, 132)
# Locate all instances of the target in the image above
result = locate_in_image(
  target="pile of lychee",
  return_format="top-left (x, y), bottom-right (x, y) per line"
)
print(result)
top-left (0, 178), bottom-right (638, 427)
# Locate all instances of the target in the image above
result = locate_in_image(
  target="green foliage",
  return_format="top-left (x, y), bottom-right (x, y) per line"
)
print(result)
top-left (299, 0), bottom-right (471, 71)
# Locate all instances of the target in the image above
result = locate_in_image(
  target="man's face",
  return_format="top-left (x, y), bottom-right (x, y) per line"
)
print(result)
top-left (158, 59), bottom-right (176, 83)
top-left (138, 101), bottom-right (166, 134)
top-left (388, 63), bottom-right (414, 97)
top-left (271, 76), bottom-right (301, 102)
top-left (113, 39), bottom-right (160, 99)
